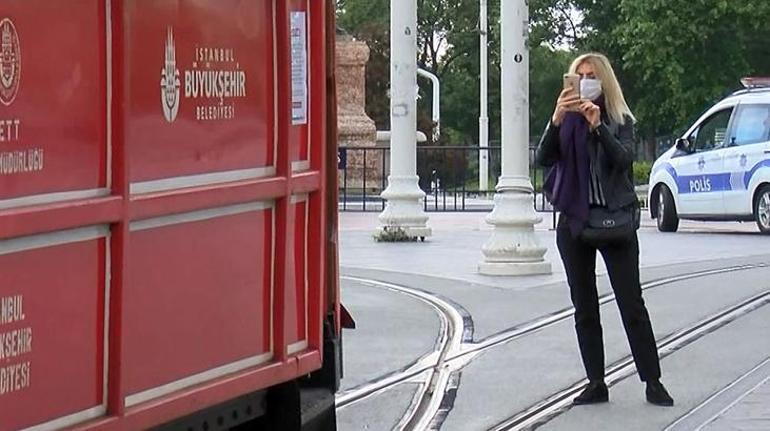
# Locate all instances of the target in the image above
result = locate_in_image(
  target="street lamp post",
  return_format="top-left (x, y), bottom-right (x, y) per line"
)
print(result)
top-left (417, 68), bottom-right (440, 142)
top-left (478, 0), bottom-right (551, 275)
top-left (479, 0), bottom-right (489, 193)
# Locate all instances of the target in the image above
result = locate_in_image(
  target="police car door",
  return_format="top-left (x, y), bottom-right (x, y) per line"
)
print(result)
top-left (722, 103), bottom-right (770, 215)
top-left (673, 107), bottom-right (733, 215)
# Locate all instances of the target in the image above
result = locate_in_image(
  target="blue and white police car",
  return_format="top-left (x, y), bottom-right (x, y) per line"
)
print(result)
top-left (649, 77), bottom-right (770, 233)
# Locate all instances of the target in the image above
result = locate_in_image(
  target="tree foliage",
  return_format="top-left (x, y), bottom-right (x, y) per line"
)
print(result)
top-left (615, 0), bottom-right (770, 137)
top-left (337, 0), bottom-right (770, 159)
top-left (337, 0), bottom-right (566, 146)
top-left (531, 0), bottom-right (770, 156)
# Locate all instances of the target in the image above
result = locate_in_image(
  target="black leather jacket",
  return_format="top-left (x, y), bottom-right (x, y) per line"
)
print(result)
top-left (535, 115), bottom-right (637, 210)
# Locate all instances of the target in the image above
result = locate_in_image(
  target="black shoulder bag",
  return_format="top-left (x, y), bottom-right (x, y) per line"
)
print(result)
top-left (579, 130), bottom-right (640, 247)
top-left (580, 203), bottom-right (640, 247)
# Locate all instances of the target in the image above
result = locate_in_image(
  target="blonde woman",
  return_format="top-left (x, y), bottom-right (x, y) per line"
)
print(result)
top-left (536, 53), bottom-right (673, 407)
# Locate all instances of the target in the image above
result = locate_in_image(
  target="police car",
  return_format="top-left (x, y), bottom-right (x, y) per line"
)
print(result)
top-left (649, 77), bottom-right (770, 234)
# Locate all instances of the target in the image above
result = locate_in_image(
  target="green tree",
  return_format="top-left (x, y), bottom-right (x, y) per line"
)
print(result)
top-left (530, 0), bottom-right (585, 48)
top-left (337, 0), bottom-right (390, 130)
top-left (530, 0), bottom-right (770, 159)
top-left (530, 47), bottom-right (573, 140)
top-left (338, 0), bottom-right (572, 148)
top-left (615, 0), bottom-right (770, 143)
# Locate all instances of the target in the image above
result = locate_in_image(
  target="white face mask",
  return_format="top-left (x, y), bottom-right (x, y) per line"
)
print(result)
top-left (580, 78), bottom-right (603, 101)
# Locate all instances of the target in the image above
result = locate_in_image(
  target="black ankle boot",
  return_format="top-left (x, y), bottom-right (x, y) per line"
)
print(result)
top-left (646, 380), bottom-right (674, 406)
top-left (573, 380), bottom-right (609, 405)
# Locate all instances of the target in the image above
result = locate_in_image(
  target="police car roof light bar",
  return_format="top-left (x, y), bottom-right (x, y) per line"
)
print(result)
top-left (740, 77), bottom-right (770, 89)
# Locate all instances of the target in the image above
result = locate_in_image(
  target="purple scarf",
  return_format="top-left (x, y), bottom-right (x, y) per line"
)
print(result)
top-left (543, 110), bottom-right (594, 236)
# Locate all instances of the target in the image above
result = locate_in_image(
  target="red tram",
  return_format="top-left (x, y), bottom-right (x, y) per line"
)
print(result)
top-left (0, 1), bottom-right (344, 429)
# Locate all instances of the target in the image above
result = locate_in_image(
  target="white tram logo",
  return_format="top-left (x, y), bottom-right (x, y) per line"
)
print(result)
top-left (159, 25), bottom-right (246, 122)
top-left (0, 18), bottom-right (21, 107)
top-left (160, 27), bottom-right (180, 123)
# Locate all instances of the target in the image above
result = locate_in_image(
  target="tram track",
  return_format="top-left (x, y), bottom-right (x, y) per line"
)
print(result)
top-left (336, 262), bottom-right (767, 430)
top-left (489, 289), bottom-right (770, 431)
top-left (335, 277), bottom-right (470, 413)
top-left (663, 357), bottom-right (770, 431)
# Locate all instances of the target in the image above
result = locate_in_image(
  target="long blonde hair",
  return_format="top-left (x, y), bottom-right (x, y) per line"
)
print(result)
top-left (568, 53), bottom-right (636, 125)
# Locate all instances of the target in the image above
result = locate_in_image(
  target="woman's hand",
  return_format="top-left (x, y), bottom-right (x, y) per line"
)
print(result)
top-left (579, 100), bottom-right (602, 130)
top-left (551, 87), bottom-right (580, 126)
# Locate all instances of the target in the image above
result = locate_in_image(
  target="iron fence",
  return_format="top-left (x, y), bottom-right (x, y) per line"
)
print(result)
top-left (337, 145), bottom-right (555, 215)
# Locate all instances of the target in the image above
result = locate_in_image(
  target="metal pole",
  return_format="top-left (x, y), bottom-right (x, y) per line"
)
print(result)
top-left (462, 148), bottom-right (467, 211)
top-left (417, 68), bottom-right (440, 142)
top-left (499, 0), bottom-right (529, 187)
top-left (381, 148), bottom-right (386, 210)
top-left (479, 0), bottom-right (489, 192)
top-left (377, 0), bottom-right (431, 239)
top-left (478, 0), bottom-right (550, 275)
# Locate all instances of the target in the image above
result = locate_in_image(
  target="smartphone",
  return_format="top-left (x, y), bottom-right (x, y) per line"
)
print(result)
top-left (563, 73), bottom-right (581, 111)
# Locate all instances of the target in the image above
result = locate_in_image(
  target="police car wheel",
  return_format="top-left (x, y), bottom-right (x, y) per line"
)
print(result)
top-left (657, 185), bottom-right (679, 232)
top-left (754, 186), bottom-right (770, 234)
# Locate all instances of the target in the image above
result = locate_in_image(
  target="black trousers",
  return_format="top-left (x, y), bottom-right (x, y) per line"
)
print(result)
top-left (556, 219), bottom-right (661, 382)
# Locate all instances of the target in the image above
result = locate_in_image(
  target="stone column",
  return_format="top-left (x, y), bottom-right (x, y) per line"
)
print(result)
top-left (336, 36), bottom-right (379, 191)
top-left (376, 0), bottom-right (431, 240)
top-left (478, 0), bottom-right (550, 275)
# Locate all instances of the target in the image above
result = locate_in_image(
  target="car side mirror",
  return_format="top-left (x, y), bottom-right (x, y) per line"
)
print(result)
top-left (675, 138), bottom-right (690, 152)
